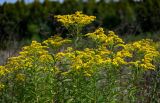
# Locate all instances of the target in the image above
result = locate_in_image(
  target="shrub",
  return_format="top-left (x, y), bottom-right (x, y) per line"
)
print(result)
top-left (0, 11), bottom-right (160, 103)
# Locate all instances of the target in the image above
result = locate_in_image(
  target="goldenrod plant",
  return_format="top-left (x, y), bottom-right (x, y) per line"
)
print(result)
top-left (0, 11), bottom-right (160, 103)
top-left (55, 11), bottom-right (96, 48)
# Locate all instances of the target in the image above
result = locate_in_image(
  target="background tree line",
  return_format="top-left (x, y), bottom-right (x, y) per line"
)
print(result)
top-left (0, 0), bottom-right (160, 49)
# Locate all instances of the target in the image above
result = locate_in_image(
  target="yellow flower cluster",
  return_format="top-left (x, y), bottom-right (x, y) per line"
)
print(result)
top-left (55, 11), bottom-right (96, 28)
top-left (86, 28), bottom-right (124, 49)
top-left (106, 31), bottom-right (124, 46)
top-left (43, 36), bottom-right (72, 48)
top-left (53, 30), bottom-right (160, 78)
top-left (0, 66), bottom-right (9, 76)
top-left (0, 41), bottom-right (55, 78)
top-left (113, 49), bottom-right (132, 66)
top-left (86, 28), bottom-right (107, 43)
top-left (125, 39), bottom-right (159, 70)
top-left (86, 28), bottom-right (160, 70)
top-left (55, 47), bottom-right (115, 77)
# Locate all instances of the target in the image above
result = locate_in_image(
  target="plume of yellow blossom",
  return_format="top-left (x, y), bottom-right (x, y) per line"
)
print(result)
top-left (125, 39), bottom-right (160, 70)
top-left (55, 11), bottom-right (96, 28)
top-left (3, 41), bottom-right (55, 75)
top-left (86, 28), bottom-right (124, 49)
top-left (0, 66), bottom-right (10, 77)
top-left (43, 36), bottom-right (72, 48)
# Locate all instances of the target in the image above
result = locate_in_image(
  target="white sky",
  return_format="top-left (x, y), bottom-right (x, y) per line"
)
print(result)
top-left (0, 0), bottom-right (142, 5)
top-left (0, 0), bottom-right (64, 4)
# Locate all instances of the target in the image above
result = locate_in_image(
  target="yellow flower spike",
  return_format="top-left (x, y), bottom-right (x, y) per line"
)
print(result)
top-left (43, 36), bottom-right (71, 48)
top-left (140, 63), bottom-right (155, 70)
top-left (113, 57), bottom-right (126, 65)
top-left (116, 50), bottom-right (132, 58)
top-left (86, 28), bottom-right (107, 42)
top-left (0, 66), bottom-right (5, 76)
top-left (103, 59), bottom-right (112, 64)
top-left (124, 39), bottom-right (160, 70)
top-left (112, 61), bottom-right (119, 67)
top-left (39, 55), bottom-right (53, 63)
top-left (55, 11), bottom-right (96, 28)
top-left (0, 66), bottom-right (10, 76)
top-left (2, 40), bottom-right (56, 74)
top-left (55, 49), bottom-right (101, 77)
top-left (107, 31), bottom-right (124, 44)
top-left (86, 28), bottom-right (124, 50)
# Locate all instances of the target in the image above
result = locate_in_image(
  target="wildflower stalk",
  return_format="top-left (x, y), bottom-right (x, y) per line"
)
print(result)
top-left (74, 26), bottom-right (80, 49)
